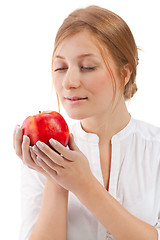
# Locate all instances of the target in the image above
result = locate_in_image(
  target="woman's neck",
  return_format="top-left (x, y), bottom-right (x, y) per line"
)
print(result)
top-left (80, 97), bottom-right (130, 143)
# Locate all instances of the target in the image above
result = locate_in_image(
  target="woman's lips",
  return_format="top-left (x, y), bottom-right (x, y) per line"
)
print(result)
top-left (64, 97), bottom-right (88, 104)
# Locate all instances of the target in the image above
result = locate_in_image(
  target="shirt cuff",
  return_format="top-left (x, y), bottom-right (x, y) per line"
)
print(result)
top-left (156, 227), bottom-right (160, 240)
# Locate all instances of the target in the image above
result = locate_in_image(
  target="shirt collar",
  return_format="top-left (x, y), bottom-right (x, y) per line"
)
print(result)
top-left (76, 115), bottom-right (136, 144)
top-left (76, 120), bottom-right (99, 144)
top-left (111, 116), bottom-right (136, 143)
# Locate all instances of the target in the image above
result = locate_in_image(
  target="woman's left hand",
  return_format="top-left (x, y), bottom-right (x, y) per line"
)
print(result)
top-left (32, 133), bottom-right (95, 195)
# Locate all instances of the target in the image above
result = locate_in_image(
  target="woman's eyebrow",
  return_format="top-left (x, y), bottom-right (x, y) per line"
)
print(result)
top-left (55, 53), bottom-right (97, 59)
top-left (55, 55), bottom-right (65, 59)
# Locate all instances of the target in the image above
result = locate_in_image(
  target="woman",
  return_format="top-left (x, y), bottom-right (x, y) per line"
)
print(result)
top-left (13, 5), bottom-right (160, 240)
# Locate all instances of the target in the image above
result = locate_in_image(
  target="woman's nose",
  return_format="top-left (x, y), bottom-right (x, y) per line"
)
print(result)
top-left (62, 67), bottom-right (81, 90)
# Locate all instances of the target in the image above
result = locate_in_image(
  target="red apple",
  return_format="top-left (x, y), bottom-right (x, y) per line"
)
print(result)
top-left (21, 111), bottom-right (69, 147)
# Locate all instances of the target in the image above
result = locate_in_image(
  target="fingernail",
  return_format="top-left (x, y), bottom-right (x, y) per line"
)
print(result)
top-left (23, 135), bottom-right (28, 143)
top-left (49, 138), bottom-right (57, 146)
top-left (16, 126), bottom-right (21, 134)
top-left (70, 133), bottom-right (74, 140)
top-left (37, 156), bottom-right (42, 162)
top-left (36, 141), bottom-right (44, 149)
top-left (14, 124), bottom-right (19, 131)
top-left (33, 145), bottom-right (39, 153)
top-left (29, 146), bottom-right (33, 154)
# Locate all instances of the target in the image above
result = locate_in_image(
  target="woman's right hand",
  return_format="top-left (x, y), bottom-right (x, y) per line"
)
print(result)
top-left (13, 125), bottom-right (45, 173)
top-left (13, 125), bottom-right (67, 191)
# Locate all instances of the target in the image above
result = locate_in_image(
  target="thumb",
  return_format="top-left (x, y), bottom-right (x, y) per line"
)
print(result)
top-left (68, 133), bottom-right (79, 151)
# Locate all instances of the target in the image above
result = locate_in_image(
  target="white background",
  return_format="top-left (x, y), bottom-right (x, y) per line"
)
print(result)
top-left (0, 0), bottom-right (160, 239)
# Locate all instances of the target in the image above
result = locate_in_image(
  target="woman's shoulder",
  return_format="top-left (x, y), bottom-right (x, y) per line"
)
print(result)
top-left (133, 118), bottom-right (160, 143)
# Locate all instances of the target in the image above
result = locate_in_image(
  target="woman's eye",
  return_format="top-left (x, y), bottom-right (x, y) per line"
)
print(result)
top-left (54, 66), bottom-right (96, 72)
top-left (54, 67), bottom-right (68, 72)
top-left (81, 66), bottom-right (96, 71)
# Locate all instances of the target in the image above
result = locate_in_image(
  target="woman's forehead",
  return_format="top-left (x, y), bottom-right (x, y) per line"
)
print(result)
top-left (54, 31), bottom-right (108, 62)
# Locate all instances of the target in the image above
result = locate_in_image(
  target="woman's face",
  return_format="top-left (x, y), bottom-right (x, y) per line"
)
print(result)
top-left (52, 30), bottom-right (121, 120)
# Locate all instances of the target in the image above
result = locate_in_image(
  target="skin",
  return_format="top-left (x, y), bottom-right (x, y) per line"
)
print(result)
top-left (13, 30), bottom-right (158, 240)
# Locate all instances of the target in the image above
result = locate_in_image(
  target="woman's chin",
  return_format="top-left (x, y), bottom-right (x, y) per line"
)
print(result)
top-left (65, 109), bottom-right (88, 120)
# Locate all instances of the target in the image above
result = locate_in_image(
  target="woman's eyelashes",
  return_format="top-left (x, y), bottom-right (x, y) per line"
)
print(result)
top-left (54, 66), bottom-right (97, 72)
top-left (81, 66), bottom-right (97, 71)
top-left (54, 67), bottom-right (68, 72)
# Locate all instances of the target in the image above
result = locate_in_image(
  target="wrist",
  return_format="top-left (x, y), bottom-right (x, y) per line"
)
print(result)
top-left (46, 178), bottom-right (68, 196)
top-left (75, 173), bottom-right (98, 200)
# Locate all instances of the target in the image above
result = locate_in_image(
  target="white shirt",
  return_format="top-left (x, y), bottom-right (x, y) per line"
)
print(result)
top-left (19, 116), bottom-right (160, 240)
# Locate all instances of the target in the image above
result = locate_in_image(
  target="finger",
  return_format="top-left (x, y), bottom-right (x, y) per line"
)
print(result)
top-left (68, 133), bottom-right (79, 151)
top-left (13, 124), bottom-right (19, 149)
top-left (36, 156), bottom-right (59, 178)
top-left (30, 147), bottom-right (50, 175)
top-left (22, 135), bottom-right (31, 165)
top-left (49, 138), bottom-right (75, 161)
top-left (33, 143), bottom-right (66, 168)
top-left (30, 146), bottom-right (40, 165)
top-left (22, 135), bottom-right (38, 170)
top-left (22, 136), bottom-right (46, 174)
top-left (15, 125), bottom-right (23, 158)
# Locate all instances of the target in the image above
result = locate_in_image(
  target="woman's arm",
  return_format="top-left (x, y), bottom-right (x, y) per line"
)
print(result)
top-left (13, 126), bottom-right (68, 240)
top-left (76, 176), bottom-right (158, 240)
top-left (31, 135), bottom-right (158, 240)
top-left (29, 179), bottom-right (68, 240)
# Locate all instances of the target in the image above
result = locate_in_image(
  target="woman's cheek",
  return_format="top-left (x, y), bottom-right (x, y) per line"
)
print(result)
top-left (88, 72), bottom-right (113, 94)
top-left (53, 77), bottom-right (62, 94)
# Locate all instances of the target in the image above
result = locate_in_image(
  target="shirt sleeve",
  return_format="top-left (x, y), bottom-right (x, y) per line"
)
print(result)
top-left (19, 164), bottom-right (46, 240)
top-left (155, 146), bottom-right (160, 240)
top-left (155, 221), bottom-right (160, 240)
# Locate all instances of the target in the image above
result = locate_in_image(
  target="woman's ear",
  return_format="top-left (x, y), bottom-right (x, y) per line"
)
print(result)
top-left (121, 63), bottom-right (133, 86)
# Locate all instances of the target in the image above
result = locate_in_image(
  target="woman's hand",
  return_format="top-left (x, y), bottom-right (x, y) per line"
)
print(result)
top-left (13, 125), bottom-right (60, 184)
top-left (31, 134), bottom-right (95, 195)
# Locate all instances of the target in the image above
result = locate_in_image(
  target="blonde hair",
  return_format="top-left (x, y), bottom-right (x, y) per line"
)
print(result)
top-left (52, 5), bottom-right (138, 110)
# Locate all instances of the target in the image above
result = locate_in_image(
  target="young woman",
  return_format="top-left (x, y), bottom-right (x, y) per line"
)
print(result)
top-left (13, 5), bottom-right (160, 240)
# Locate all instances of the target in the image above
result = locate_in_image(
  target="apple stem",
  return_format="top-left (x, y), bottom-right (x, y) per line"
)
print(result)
top-left (39, 111), bottom-right (41, 114)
